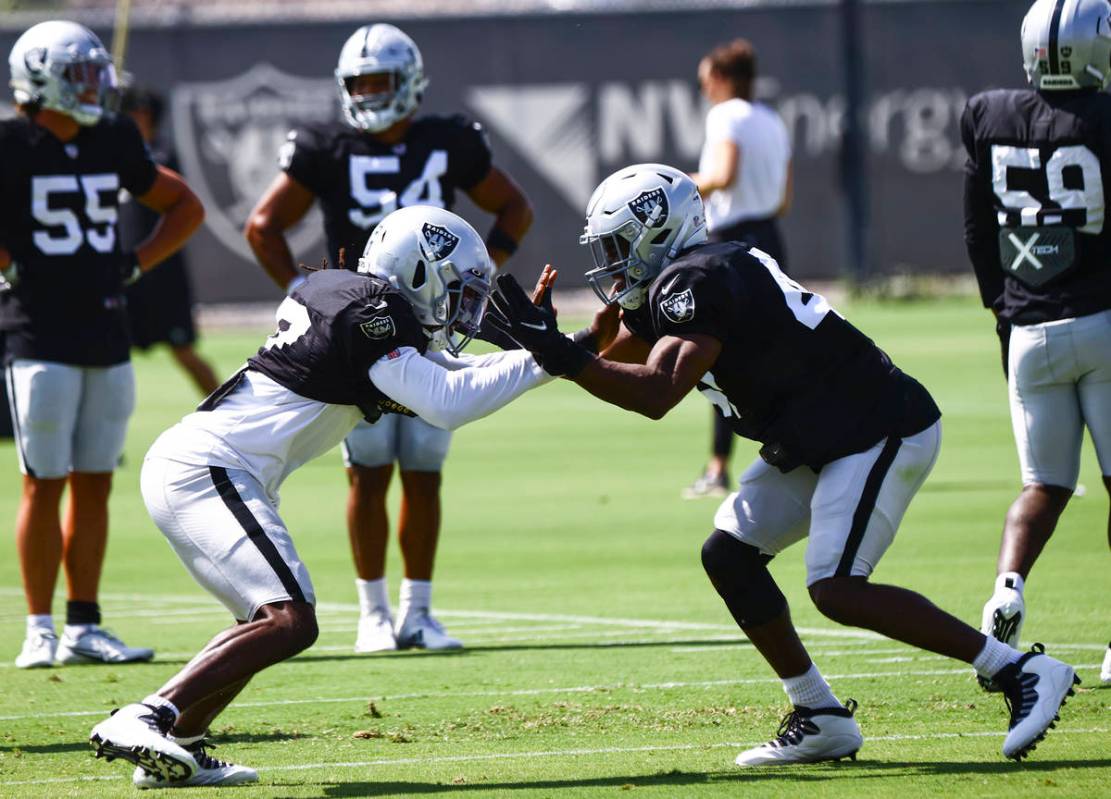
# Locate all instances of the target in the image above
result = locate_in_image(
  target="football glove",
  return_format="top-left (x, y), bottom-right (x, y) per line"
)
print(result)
top-left (485, 274), bottom-right (594, 378)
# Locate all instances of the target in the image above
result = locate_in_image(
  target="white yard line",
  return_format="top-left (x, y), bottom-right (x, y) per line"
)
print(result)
top-left (1, 664), bottom-right (1102, 723)
top-left (3, 727), bottom-right (1107, 787)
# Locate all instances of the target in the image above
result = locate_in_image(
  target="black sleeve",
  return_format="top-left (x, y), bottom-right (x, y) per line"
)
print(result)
top-left (340, 292), bottom-right (428, 377)
top-left (447, 115), bottom-right (494, 190)
top-left (279, 126), bottom-right (325, 195)
top-left (648, 268), bottom-right (731, 342)
top-left (960, 99), bottom-right (1005, 311)
top-left (115, 114), bottom-right (158, 197)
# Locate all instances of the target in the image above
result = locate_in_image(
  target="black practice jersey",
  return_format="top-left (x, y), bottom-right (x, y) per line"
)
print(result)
top-left (0, 113), bottom-right (157, 365)
top-left (622, 243), bottom-right (940, 470)
top-left (281, 115), bottom-right (492, 270)
top-left (962, 88), bottom-right (1111, 324)
top-left (207, 270), bottom-right (428, 421)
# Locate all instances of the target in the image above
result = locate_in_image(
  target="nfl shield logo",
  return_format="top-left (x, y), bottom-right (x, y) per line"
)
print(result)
top-left (628, 187), bottom-right (669, 228)
top-left (171, 64), bottom-right (337, 262)
top-left (421, 223), bottom-right (460, 260)
top-left (659, 288), bottom-right (695, 324)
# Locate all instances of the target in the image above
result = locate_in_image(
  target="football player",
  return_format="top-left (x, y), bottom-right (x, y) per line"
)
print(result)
top-left (89, 206), bottom-right (551, 787)
top-left (1, 21), bottom-right (204, 668)
top-left (485, 163), bottom-right (1079, 763)
top-left (962, 0), bottom-right (1111, 688)
top-left (245, 23), bottom-right (533, 654)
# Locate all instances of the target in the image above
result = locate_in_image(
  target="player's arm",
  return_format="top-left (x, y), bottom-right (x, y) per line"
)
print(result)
top-left (692, 139), bottom-right (740, 198)
top-left (368, 347), bottom-right (551, 431)
top-left (465, 166), bottom-right (534, 268)
top-left (777, 160), bottom-right (794, 217)
top-left (132, 165), bottom-right (205, 274)
top-left (244, 173), bottom-right (316, 292)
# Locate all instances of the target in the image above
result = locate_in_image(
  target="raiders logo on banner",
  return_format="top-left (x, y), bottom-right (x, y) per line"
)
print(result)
top-left (660, 288), bottom-right (695, 323)
top-left (360, 315), bottom-right (396, 340)
top-left (171, 64), bottom-right (337, 263)
top-left (421, 223), bottom-right (460, 260)
top-left (628, 187), bottom-right (669, 228)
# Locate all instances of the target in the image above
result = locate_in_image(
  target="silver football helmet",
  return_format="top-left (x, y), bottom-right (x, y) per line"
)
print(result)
top-left (335, 24), bottom-right (428, 133)
top-left (8, 20), bottom-right (117, 126)
top-left (1022, 0), bottom-right (1111, 90)
top-left (358, 206), bottom-right (494, 356)
top-left (580, 163), bottom-right (708, 310)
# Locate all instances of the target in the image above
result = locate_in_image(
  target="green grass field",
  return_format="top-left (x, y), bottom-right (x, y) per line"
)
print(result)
top-left (0, 295), bottom-right (1108, 798)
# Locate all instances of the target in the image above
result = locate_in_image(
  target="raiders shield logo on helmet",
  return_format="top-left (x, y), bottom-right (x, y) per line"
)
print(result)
top-left (360, 315), bottom-right (396, 340)
top-left (421, 223), bottom-right (460, 260)
top-left (659, 288), bottom-right (695, 324)
top-left (628, 187), bottom-right (669, 228)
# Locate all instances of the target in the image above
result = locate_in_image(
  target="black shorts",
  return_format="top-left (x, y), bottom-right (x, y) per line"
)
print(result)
top-left (709, 217), bottom-right (788, 273)
top-left (125, 256), bottom-right (197, 350)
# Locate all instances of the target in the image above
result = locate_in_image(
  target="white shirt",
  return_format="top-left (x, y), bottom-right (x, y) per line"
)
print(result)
top-left (699, 98), bottom-right (791, 231)
top-left (147, 348), bottom-right (550, 504)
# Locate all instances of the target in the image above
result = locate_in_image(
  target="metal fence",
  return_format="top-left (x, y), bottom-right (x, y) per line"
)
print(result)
top-left (0, 1), bottom-right (1029, 303)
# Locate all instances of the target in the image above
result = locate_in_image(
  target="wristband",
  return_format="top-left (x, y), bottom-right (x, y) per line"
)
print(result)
top-left (571, 327), bottom-right (599, 354)
top-left (485, 227), bottom-right (519, 256)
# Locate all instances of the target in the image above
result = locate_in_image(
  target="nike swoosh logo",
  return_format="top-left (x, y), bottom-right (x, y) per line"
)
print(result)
top-left (659, 274), bottom-right (680, 296)
top-left (368, 300), bottom-right (388, 311)
top-left (520, 321), bottom-right (547, 331)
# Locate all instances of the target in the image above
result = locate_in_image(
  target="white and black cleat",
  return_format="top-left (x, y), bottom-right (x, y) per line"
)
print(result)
top-left (977, 579), bottom-right (1024, 692)
top-left (735, 699), bottom-right (862, 766)
top-left (58, 626), bottom-right (154, 665)
top-left (355, 608), bottom-right (398, 653)
top-left (90, 704), bottom-right (197, 782)
top-left (994, 643), bottom-right (1079, 761)
top-left (395, 609), bottom-right (462, 651)
top-left (133, 739), bottom-right (258, 788)
top-left (1100, 643), bottom-right (1110, 685)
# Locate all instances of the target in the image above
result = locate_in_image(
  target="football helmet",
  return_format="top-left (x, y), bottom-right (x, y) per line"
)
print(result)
top-left (335, 24), bottom-right (428, 133)
top-left (358, 206), bottom-right (494, 356)
top-left (1022, 0), bottom-right (1111, 91)
top-left (580, 163), bottom-right (707, 310)
top-left (8, 20), bottom-right (117, 126)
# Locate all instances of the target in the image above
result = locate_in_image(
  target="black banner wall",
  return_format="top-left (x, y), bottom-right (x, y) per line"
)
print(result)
top-left (0, 1), bottom-right (1033, 302)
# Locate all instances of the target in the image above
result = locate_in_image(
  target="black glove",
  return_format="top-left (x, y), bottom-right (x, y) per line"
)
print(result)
top-left (476, 310), bottom-right (521, 351)
top-left (485, 274), bottom-right (594, 378)
top-left (120, 250), bottom-right (142, 286)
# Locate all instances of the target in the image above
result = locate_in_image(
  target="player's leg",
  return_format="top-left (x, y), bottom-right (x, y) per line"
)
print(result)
top-left (978, 320), bottom-right (1084, 675)
top-left (7, 360), bottom-right (82, 668)
top-left (804, 422), bottom-right (1077, 760)
top-left (684, 412), bottom-right (733, 499)
top-left (343, 416), bottom-right (399, 652)
top-left (170, 344), bottom-right (220, 396)
top-left (91, 460), bottom-right (315, 785)
top-left (394, 416), bottom-right (458, 649)
top-left (705, 458), bottom-right (861, 765)
top-left (56, 362), bottom-right (150, 664)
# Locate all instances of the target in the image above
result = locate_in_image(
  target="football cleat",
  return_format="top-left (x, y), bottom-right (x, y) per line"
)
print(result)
top-left (994, 643), bottom-right (1079, 760)
top-left (681, 470), bottom-right (731, 500)
top-left (977, 578), bottom-right (1024, 691)
top-left (395, 609), bottom-right (463, 650)
top-left (15, 627), bottom-right (57, 669)
top-left (1100, 643), bottom-right (1111, 685)
top-left (355, 608), bottom-right (398, 653)
top-left (90, 704), bottom-right (197, 782)
top-left (133, 739), bottom-right (258, 788)
top-left (735, 700), bottom-right (862, 766)
top-left (57, 626), bottom-right (154, 665)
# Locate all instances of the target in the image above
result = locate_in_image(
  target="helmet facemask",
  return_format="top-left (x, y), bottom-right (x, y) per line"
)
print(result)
top-left (423, 260), bottom-right (491, 356)
top-left (338, 67), bottom-right (422, 133)
top-left (581, 218), bottom-right (665, 310)
top-left (14, 36), bottom-right (118, 126)
top-left (335, 25), bottom-right (428, 134)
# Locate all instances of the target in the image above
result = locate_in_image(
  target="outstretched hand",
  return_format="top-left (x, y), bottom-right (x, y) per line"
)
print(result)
top-left (477, 265), bottom-right (560, 352)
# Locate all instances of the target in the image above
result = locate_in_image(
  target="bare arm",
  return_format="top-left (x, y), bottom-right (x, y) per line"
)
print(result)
top-left (777, 160), bottom-right (794, 217)
top-left (692, 140), bottom-right (740, 198)
top-left (574, 333), bottom-right (722, 420)
top-left (244, 172), bottom-right (316, 290)
top-left (600, 323), bottom-right (653, 364)
top-left (466, 166), bottom-right (534, 268)
top-left (133, 165), bottom-right (205, 272)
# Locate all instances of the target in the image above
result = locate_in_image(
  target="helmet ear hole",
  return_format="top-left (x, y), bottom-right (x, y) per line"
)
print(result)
top-left (411, 260), bottom-right (426, 289)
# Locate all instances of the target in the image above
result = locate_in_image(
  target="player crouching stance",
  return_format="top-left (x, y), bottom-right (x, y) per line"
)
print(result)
top-left (485, 163), bottom-right (1080, 764)
top-left (89, 206), bottom-right (551, 787)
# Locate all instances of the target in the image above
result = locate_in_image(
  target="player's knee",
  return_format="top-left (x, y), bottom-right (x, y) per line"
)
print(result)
top-left (348, 464), bottom-right (393, 497)
top-left (264, 602), bottom-right (318, 657)
top-left (808, 577), bottom-right (860, 624)
top-left (701, 529), bottom-right (786, 628)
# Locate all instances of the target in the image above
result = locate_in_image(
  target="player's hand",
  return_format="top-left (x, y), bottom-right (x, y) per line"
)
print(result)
top-left (0, 260), bottom-right (19, 292)
top-left (531, 264), bottom-right (558, 316)
top-left (120, 250), bottom-right (143, 286)
top-left (589, 288), bottom-right (622, 352)
top-left (486, 274), bottom-right (593, 377)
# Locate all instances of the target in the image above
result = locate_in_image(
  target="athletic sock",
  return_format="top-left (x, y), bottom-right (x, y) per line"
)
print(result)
top-left (356, 577), bottom-right (390, 616)
top-left (398, 578), bottom-right (431, 617)
top-left (142, 694), bottom-right (181, 723)
top-left (782, 664), bottom-right (840, 710)
top-left (26, 614), bottom-right (54, 635)
top-left (66, 600), bottom-right (101, 626)
top-left (973, 635), bottom-right (1021, 678)
top-left (995, 571), bottom-right (1025, 595)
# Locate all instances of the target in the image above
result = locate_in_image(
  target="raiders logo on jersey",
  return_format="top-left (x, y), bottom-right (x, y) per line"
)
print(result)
top-left (360, 315), bottom-right (396, 339)
top-left (659, 288), bottom-right (696, 323)
top-left (628, 187), bottom-right (670, 227)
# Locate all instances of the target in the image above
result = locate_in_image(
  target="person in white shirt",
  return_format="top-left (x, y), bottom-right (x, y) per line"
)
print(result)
top-left (686, 37), bottom-right (793, 499)
top-left (87, 206), bottom-right (552, 788)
